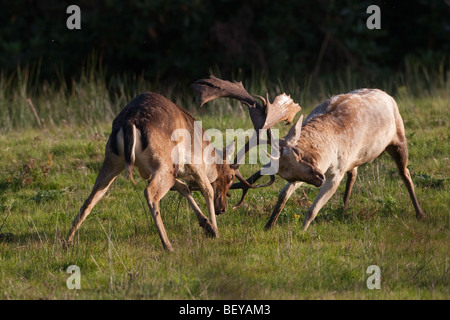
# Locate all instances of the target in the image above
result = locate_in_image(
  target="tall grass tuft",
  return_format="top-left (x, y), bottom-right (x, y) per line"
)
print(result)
top-left (0, 57), bottom-right (448, 133)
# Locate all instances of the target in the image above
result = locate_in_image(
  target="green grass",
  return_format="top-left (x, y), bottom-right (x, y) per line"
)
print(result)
top-left (0, 63), bottom-right (449, 299)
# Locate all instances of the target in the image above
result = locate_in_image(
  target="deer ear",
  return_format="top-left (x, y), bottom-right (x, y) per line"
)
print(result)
top-left (223, 140), bottom-right (236, 163)
top-left (285, 114), bottom-right (303, 147)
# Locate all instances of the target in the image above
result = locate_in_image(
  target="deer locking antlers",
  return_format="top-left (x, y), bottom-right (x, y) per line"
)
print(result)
top-left (192, 77), bottom-right (425, 233)
top-left (190, 75), bottom-right (302, 207)
top-left (67, 75), bottom-right (424, 251)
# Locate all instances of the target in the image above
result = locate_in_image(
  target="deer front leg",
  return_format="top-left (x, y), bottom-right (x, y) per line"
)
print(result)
top-left (302, 174), bottom-right (344, 231)
top-left (195, 173), bottom-right (219, 238)
top-left (201, 183), bottom-right (219, 238)
top-left (265, 181), bottom-right (303, 229)
top-left (172, 179), bottom-right (217, 237)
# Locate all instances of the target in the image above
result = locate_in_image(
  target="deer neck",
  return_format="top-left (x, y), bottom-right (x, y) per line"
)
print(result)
top-left (296, 124), bottom-right (337, 173)
top-left (203, 159), bottom-right (218, 184)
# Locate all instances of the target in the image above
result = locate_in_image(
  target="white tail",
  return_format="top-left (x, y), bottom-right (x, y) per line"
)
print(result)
top-left (124, 124), bottom-right (137, 184)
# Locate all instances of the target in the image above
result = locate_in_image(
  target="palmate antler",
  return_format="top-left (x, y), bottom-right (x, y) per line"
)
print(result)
top-left (261, 93), bottom-right (302, 129)
top-left (190, 75), bottom-right (266, 130)
top-left (190, 75), bottom-right (301, 207)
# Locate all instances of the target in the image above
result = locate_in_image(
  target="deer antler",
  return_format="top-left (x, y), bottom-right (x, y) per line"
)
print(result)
top-left (190, 75), bottom-right (254, 106)
top-left (191, 75), bottom-right (301, 207)
top-left (229, 166), bottom-right (276, 208)
top-left (262, 93), bottom-right (301, 129)
top-left (190, 75), bottom-right (266, 130)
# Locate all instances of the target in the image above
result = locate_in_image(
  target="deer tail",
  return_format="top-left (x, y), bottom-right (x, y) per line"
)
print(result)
top-left (123, 123), bottom-right (137, 185)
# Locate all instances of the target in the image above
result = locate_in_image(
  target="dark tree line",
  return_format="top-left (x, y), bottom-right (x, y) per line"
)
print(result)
top-left (1, 0), bottom-right (449, 82)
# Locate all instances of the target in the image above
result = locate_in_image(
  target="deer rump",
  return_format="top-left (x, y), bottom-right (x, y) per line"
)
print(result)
top-left (300, 88), bottom-right (402, 169)
top-left (109, 92), bottom-right (197, 183)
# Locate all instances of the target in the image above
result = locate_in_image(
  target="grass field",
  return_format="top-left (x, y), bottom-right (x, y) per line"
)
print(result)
top-left (0, 64), bottom-right (448, 299)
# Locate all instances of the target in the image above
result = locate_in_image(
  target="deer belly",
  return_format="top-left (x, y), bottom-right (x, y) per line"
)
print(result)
top-left (354, 124), bottom-right (396, 164)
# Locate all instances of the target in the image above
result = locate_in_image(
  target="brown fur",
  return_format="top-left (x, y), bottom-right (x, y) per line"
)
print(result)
top-left (66, 92), bottom-right (236, 251)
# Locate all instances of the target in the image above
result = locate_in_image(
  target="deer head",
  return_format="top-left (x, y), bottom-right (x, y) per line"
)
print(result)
top-left (211, 141), bottom-right (236, 214)
top-left (266, 115), bottom-right (325, 187)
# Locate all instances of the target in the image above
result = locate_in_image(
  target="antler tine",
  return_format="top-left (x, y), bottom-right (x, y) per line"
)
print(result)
top-left (262, 93), bottom-right (302, 130)
top-left (190, 75), bottom-right (266, 130)
top-left (230, 169), bottom-right (276, 208)
top-left (191, 75), bottom-right (256, 107)
top-left (253, 94), bottom-right (267, 107)
top-left (190, 75), bottom-right (294, 207)
top-left (231, 127), bottom-right (273, 166)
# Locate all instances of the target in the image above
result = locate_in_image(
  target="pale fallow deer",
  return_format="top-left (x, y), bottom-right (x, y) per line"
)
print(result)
top-left (254, 88), bottom-right (426, 230)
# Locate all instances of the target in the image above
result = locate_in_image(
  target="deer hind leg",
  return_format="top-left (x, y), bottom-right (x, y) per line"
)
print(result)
top-left (385, 143), bottom-right (425, 219)
top-left (172, 179), bottom-right (217, 237)
top-left (265, 181), bottom-right (303, 229)
top-left (303, 174), bottom-right (344, 231)
top-left (343, 167), bottom-right (358, 211)
top-left (144, 169), bottom-right (176, 251)
top-left (67, 152), bottom-right (124, 244)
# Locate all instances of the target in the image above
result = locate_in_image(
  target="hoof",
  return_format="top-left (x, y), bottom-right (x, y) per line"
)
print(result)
top-left (162, 242), bottom-right (175, 252)
top-left (201, 220), bottom-right (219, 238)
top-left (416, 212), bottom-right (426, 220)
top-left (0, 232), bottom-right (14, 243)
top-left (62, 237), bottom-right (73, 250)
top-left (164, 245), bottom-right (175, 252)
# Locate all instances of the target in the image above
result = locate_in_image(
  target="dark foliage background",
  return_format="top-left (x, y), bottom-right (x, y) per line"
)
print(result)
top-left (1, 0), bottom-right (449, 83)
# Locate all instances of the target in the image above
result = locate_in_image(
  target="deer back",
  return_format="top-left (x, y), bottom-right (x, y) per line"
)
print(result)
top-left (287, 88), bottom-right (402, 173)
top-left (110, 93), bottom-right (214, 178)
